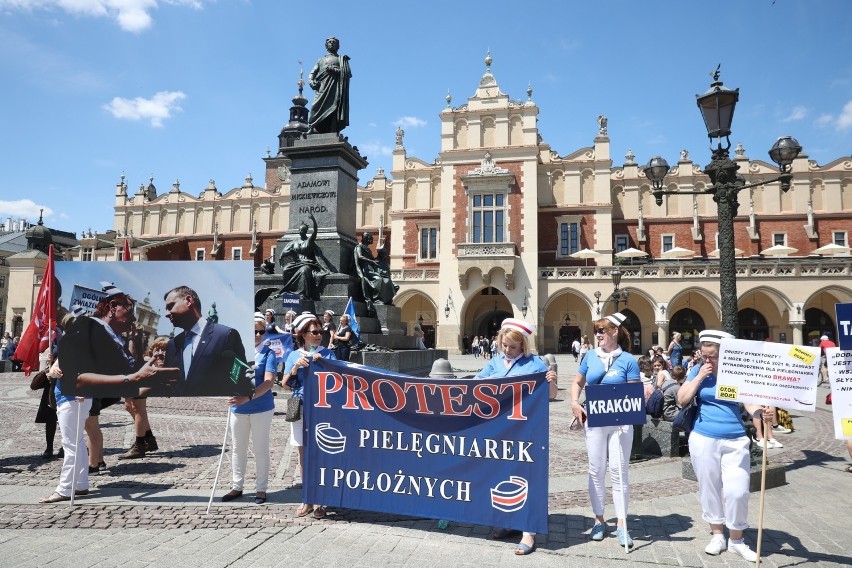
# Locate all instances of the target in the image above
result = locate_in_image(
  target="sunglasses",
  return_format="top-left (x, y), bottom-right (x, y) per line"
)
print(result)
top-left (594, 328), bottom-right (608, 335)
top-left (255, 329), bottom-right (265, 335)
top-left (306, 330), bottom-right (322, 336)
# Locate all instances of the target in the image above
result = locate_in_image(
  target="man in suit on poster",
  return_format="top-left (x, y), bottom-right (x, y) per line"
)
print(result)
top-left (162, 286), bottom-right (249, 397)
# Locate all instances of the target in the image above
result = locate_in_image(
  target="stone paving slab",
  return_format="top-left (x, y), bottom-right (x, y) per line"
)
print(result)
top-left (0, 355), bottom-right (850, 567)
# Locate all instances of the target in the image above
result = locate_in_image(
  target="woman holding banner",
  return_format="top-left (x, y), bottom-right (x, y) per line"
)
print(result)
top-left (221, 314), bottom-right (278, 504)
top-left (477, 318), bottom-right (556, 556)
top-left (678, 329), bottom-right (773, 562)
top-left (283, 313), bottom-right (336, 518)
top-left (569, 312), bottom-right (640, 549)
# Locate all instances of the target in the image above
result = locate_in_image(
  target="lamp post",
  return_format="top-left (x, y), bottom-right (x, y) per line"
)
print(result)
top-left (642, 68), bottom-right (801, 337)
top-left (594, 268), bottom-right (629, 315)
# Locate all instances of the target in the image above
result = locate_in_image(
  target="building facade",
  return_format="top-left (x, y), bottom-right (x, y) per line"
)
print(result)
top-left (93, 56), bottom-right (851, 355)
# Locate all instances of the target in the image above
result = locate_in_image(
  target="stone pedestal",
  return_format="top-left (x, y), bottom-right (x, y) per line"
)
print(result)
top-left (270, 132), bottom-right (367, 276)
top-left (255, 133), bottom-right (446, 375)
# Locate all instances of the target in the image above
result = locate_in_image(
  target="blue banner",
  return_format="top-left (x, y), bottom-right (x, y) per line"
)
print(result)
top-left (303, 358), bottom-right (549, 534)
top-left (585, 382), bottom-right (646, 427)
top-left (279, 293), bottom-right (300, 314)
top-left (259, 332), bottom-right (293, 366)
top-left (836, 303), bottom-right (852, 351)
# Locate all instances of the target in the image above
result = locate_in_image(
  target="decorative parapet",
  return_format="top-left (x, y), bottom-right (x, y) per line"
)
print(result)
top-left (538, 259), bottom-right (851, 280)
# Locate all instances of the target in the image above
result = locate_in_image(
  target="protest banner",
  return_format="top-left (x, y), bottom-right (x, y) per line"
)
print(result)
top-left (584, 382), bottom-right (646, 427)
top-left (303, 358), bottom-right (549, 534)
top-left (825, 347), bottom-right (852, 440)
top-left (715, 338), bottom-right (819, 411)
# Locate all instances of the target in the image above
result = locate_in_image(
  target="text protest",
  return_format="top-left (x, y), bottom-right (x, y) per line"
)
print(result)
top-left (303, 358), bottom-right (549, 534)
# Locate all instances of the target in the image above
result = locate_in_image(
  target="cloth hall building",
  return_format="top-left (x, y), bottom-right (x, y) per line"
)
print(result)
top-left (86, 58), bottom-right (851, 355)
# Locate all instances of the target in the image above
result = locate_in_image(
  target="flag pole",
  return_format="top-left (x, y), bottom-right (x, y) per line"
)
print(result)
top-left (206, 408), bottom-right (232, 514)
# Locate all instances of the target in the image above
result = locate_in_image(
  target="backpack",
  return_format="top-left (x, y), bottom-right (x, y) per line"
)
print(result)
top-left (646, 388), bottom-right (665, 418)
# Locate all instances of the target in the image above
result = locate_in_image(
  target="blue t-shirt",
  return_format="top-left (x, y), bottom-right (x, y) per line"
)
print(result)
top-left (232, 349), bottom-right (277, 415)
top-left (685, 364), bottom-right (745, 439)
top-left (579, 350), bottom-right (640, 385)
top-left (283, 347), bottom-right (336, 399)
top-left (475, 354), bottom-right (547, 378)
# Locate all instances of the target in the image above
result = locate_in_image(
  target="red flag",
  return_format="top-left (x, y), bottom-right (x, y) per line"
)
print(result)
top-left (123, 238), bottom-right (131, 261)
top-left (15, 244), bottom-right (56, 375)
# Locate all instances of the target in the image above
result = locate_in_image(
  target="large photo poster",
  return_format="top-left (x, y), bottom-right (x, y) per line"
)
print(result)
top-left (826, 347), bottom-right (852, 440)
top-left (54, 261), bottom-right (255, 397)
top-left (303, 358), bottom-right (550, 534)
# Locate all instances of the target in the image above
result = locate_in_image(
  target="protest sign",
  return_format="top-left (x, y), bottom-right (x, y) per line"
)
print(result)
top-left (303, 358), bottom-right (549, 534)
top-left (584, 382), bottom-right (646, 427)
top-left (715, 338), bottom-right (819, 411)
top-left (826, 347), bottom-right (852, 440)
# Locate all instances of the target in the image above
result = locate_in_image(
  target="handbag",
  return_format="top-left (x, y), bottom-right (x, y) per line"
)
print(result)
top-left (672, 395), bottom-right (699, 434)
top-left (30, 370), bottom-right (49, 391)
top-left (284, 395), bottom-right (303, 422)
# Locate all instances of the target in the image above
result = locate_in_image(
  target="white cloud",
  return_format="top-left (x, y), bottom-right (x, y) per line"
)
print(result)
top-left (0, 0), bottom-right (204, 33)
top-left (393, 116), bottom-right (427, 129)
top-left (837, 101), bottom-right (852, 131)
top-left (358, 141), bottom-right (393, 158)
top-left (816, 101), bottom-right (852, 131)
top-left (782, 105), bottom-right (808, 122)
top-left (0, 199), bottom-right (53, 220)
top-left (816, 114), bottom-right (833, 127)
top-left (103, 90), bottom-right (186, 127)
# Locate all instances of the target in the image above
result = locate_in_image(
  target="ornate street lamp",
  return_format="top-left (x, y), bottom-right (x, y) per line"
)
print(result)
top-left (641, 68), bottom-right (801, 336)
top-left (594, 269), bottom-right (629, 315)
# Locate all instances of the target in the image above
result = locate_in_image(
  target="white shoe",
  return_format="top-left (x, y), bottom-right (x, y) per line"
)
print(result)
top-left (768, 439), bottom-right (784, 449)
top-left (728, 539), bottom-right (757, 562)
top-left (772, 424), bottom-right (791, 434)
top-left (704, 534), bottom-right (726, 555)
top-left (753, 439), bottom-right (765, 450)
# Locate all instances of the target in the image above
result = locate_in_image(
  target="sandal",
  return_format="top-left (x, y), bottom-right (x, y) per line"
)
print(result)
top-left (39, 492), bottom-right (70, 503)
top-left (296, 503), bottom-right (313, 517)
top-left (515, 536), bottom-right (536, 555)
top-left (846, 465), bottom-right (852, 473)
top-left (313, 505), bottom-right (327, 519)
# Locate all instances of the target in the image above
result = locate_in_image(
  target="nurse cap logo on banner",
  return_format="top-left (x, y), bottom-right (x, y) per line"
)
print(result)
top-left (501, 318), bottom-right (534, 337)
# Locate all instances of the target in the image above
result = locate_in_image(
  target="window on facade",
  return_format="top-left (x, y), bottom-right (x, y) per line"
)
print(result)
top-left (269, 246), bottom-right (276, 260)
top-left (833, 231), bottom-right (847, 246)
top-left (559, 222), bottom-right (580, 256)
top-left (232, 248), bottom-right (242, 261)
top-left (773, 233), bottom-right (787, 246)
top-left (195, 248), bottom-right (205, 261)
top-left (471, 193), bottom-right (504, 243)
top-left (82, 247), bottom-right (93, 261)
top-left (662, 235), bottom-right (674, 253)
top-left (615, 235), bottom-right (629, 253)
top-left (419, 227), bottom-right (438, 260)
top-left (0, 275), bottom-right (5, 288)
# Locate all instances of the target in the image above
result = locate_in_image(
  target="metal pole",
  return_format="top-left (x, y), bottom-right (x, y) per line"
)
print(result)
top-left (705, 146), bottom-right (740, 337)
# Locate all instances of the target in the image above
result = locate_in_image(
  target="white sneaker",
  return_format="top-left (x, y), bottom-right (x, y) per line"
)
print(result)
top-left (772, 424), bottom-right (791, 434)
top-left (704, 534), bottom-right (726, 555)
top-left (768, 439), bottom-right (784, 449)
top-left (728, 539), bottom-right (757, 562)
top-left (753, 439), bottom-right (765, 450)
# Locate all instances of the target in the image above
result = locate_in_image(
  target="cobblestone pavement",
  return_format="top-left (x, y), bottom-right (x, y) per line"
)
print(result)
top-left (0, 355), bottom-right (850, 567)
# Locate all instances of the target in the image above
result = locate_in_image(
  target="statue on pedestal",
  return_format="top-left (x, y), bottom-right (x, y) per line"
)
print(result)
top-left (276, 214), bottom-right (328, 300)
top-left (354, 232), bottom-right (398, 314)
top-left (308, 36), bottom-right (351, 134)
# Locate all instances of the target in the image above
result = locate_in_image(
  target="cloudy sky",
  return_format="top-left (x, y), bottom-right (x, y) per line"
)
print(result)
top-left (1, 0), bottom-right (850, 234)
